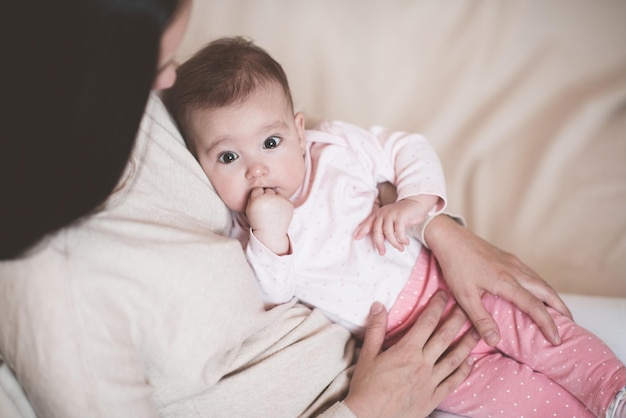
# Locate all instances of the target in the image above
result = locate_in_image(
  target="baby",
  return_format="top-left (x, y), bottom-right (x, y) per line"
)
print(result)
top-left (164, 36), bottom-right (626, 418)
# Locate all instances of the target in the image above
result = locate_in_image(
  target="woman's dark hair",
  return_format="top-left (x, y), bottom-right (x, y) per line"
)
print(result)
top-left (1, 0), bottom-right (185, 259)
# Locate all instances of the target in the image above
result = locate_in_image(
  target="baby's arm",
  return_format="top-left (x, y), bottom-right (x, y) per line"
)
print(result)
top-left (402, 194), bottom-right (441, 223)
top-left (357, 125), bottom-right (446, 254)
top-left (246, 187), bottom-right (293, 255)
top-left (355, 191), bottom-right (442, 255)
top-left (377, 183), bottom-right (440, 223)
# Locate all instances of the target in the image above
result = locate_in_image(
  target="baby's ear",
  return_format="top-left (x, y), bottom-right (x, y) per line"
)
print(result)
top-left (294, 112), bottom-right (306, 150)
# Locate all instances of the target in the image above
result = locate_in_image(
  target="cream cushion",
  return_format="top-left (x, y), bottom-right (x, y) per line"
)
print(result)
top-left (178, 0), bottom-right (626, 297)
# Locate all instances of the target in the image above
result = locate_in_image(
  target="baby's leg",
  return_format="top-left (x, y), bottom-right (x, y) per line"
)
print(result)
top-left (438, 352), bottom-right (594, 417)
top-left (393, 250), bottom-right (625, 415)
top-left (481, 294), bottom-right (626, 417)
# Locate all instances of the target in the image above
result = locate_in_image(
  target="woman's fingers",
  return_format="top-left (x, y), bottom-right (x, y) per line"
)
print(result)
top-left (428, 215), bottom-right (570, 347)
top-left (359, 302), bottom-right (388, 362)
top-left (453, 288), bottom-right (501, 347)
top-left (511, 263), bottom-right (573, 319)
top-left (432, 329), bottom-right (479, 402)
top-left (423, 304), bottom-right (473, 363)
top-left (482, 256), bottom-right (569, 346)
top-left (395, 290), bottom-right (449, 352)
top-left (396, 293), bottom-right (479, 406)
top-left (534, 283), bottom-right (573, 320)
top-left (496, 279), bottom-right (564, 345)
top-left (345, 293), bottom-right (477, 418)
top-left (343, 302), bottom-right (390, 418)
top-left (425, 305), bottom-right (479, 404)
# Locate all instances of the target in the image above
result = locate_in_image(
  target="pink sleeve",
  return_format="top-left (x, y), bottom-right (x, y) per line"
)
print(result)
top-left (246, 231), bottom-right (297, 306)
top-left (314, 120), bottom-right (447, 211)
top-left (368, 125), bottom-right (447, 209)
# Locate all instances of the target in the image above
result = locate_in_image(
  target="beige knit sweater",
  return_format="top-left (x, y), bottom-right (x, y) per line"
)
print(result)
top-left (0, 94), bottom-right (357, 418)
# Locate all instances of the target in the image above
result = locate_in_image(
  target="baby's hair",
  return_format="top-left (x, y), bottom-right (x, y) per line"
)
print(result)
top-left (164, 36), bottom-right (294, 148)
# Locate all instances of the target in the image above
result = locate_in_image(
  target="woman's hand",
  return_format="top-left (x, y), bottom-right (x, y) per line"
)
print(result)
top-left (425, 215), bottom-right (572, 347)
top-left (344, 291), bottom-right (479, 418)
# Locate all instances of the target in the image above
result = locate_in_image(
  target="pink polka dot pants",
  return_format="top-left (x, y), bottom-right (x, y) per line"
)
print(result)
top-left (387, 250), bottom-right (626, 417)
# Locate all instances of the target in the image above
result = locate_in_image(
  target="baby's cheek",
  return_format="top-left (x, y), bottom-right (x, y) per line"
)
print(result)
top-left (216, 186), bottom-right (246, 213)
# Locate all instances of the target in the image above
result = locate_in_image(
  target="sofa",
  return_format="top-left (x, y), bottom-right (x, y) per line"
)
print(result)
top-left (2, 1), bottom-right (624, 417)
top-left (179, 0), bottom-right (626, 298)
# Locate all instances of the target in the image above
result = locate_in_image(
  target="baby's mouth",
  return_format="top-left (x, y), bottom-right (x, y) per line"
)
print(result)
top-left (247, 186), bottom-right (279, 198)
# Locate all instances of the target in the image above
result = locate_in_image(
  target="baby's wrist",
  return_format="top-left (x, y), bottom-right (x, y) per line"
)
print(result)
top-left (252, 229), bottom-right (291, 256)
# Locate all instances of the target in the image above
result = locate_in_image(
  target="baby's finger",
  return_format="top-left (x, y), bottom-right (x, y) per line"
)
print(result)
top-left (372, 217), bottom-right (386, 255)
top-left (394, 221), bottom-right (410, 247)
top-left (249, 187), bottom-right (264, 198)
top-left (354, 214), bottom-right (375, 240)
top-left (383, 220), bottom-right (404, 252)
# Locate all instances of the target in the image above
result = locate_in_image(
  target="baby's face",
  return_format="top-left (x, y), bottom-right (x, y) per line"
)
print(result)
top-left (189, 82), bottom-right (307, 213)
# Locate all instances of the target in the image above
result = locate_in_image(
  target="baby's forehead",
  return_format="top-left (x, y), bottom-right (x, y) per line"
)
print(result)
top-left (186, 84), bottom-right (294, 143)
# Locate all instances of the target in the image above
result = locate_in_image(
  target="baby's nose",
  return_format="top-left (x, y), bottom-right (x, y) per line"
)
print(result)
top-left (246, 162), bottom-right (268, 179)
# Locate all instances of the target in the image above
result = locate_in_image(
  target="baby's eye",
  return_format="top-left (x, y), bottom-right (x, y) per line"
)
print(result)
top-left (263, 136), bottom-right (281, 149)
top-left (218, 151), bottom-right (239, 164)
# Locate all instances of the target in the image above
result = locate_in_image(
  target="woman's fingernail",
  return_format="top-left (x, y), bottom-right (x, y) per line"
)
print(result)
top-left (436, 290), bottom-right (449, 301)
top-left (553, 333), bottom-right (561, 345)
top-left (370, 302), bottom-right (383, 315)
top-left (485, 331), bottom-right (499, 346)
top-left (467, 357), bottom-right (475, 366)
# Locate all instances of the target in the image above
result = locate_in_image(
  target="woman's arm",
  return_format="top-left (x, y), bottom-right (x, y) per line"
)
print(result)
top-left (425, 214), bottom-right (572, 346)
top-left (366, 182), bottom-right (570, 346)
top-left (338, 215), bottom-right (573, 417)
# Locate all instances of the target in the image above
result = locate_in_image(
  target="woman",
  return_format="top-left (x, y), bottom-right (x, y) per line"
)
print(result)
top-left (0, 1), bottom-right (570, 417)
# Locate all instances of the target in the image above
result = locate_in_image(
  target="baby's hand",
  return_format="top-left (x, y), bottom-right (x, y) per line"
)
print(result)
top-left (354, 194), bottom-right (439, 255)
top-left (246, 187), bottom-right (294, 255)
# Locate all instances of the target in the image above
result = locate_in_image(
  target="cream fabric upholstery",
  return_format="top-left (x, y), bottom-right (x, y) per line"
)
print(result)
top-left (178, 0), bottom-right (626, 297)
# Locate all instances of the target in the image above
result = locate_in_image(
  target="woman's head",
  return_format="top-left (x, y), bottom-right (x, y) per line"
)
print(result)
top-left (1, 0), bottom-right (191, 260)
top-left (154, 0), bottom-right (192, 90)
